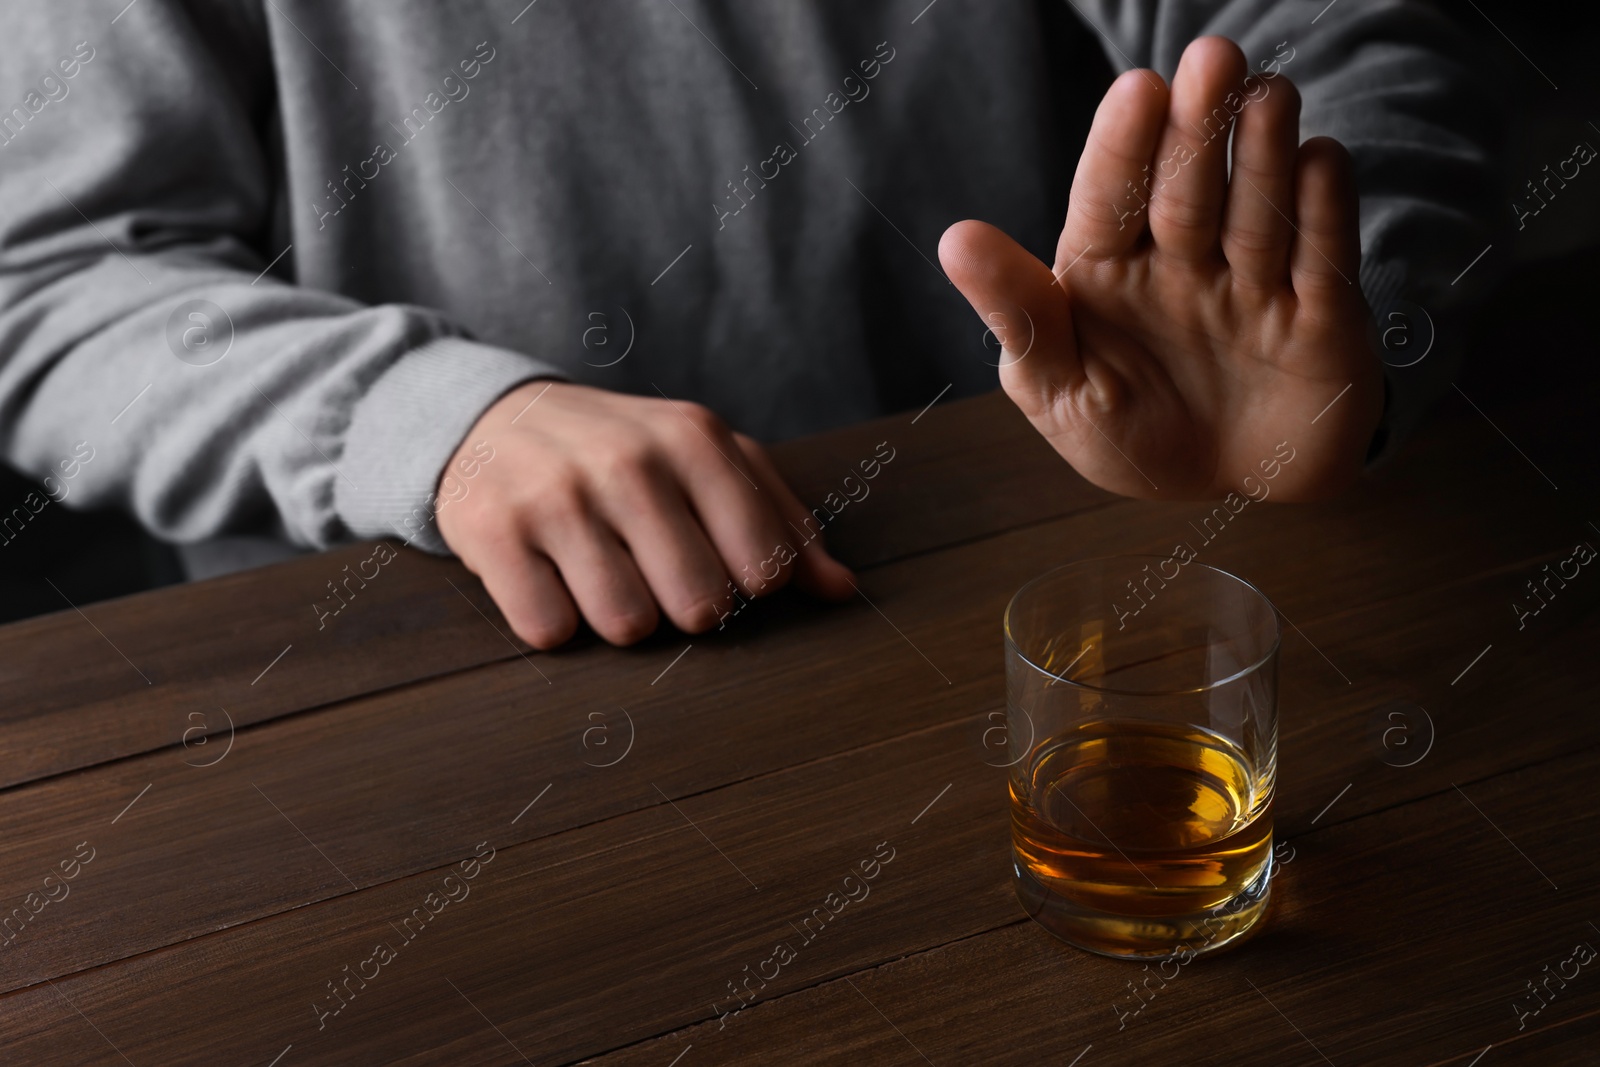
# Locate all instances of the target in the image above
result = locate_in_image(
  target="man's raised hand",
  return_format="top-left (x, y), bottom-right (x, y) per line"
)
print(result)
top-left (940, 36), bottom-right (1382, 502)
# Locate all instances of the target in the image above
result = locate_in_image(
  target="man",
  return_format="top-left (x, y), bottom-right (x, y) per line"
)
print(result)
top-left (0, 1), bottom-right (1498, 647)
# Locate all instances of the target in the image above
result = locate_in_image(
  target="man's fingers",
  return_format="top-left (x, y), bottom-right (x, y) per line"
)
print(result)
top-left (939, 219), bottom-right (1078, 417)
top-left (1146, 36), bottom-right (1247, 264)
top-left (1058, 69), bottom-right (1169, 261)
top-left (458, 524), bottom-right (579, 650)
top-left (733, 434), bottom-right (857, 602)
top-left (1222, 72), bottom-right (1301, 289)
top-left (540, 512), bottom-right (660, 646)
top-left (655, 401), bottom-right (794, 600)
top-left (598, 472), bottom-right (733, 633)
top-left (1290, 136), bottom-right (1361, 316)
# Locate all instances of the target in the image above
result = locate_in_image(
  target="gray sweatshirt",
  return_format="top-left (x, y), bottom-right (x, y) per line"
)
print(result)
top-left (0, 0), bottom-right (1499, 563)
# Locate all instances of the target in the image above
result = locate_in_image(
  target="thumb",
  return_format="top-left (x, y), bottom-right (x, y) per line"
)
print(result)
top-left (938, 220), bottom-right (1080, 416)
top-left (733, 434), bottom-right (857, 602)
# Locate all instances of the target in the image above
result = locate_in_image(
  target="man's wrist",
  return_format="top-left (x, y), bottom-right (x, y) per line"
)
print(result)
top-left (336, 336), bottom-right (565, 554)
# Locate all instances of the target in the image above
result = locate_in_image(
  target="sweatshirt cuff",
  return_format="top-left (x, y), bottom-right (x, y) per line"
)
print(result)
top-left (1357, 253), bottom-right (1464, 469)
top-left (336, 336), bottom-right (563, 554)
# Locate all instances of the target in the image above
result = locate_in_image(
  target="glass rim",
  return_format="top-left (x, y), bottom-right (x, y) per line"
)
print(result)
top-left (1003, 554), bottom-right (1282, 697)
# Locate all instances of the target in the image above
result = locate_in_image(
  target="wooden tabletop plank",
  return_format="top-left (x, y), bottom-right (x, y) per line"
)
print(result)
top-left (0, 542), bottom-right (509, 790)
top-left (767, 388), bottom-right (1118, 570)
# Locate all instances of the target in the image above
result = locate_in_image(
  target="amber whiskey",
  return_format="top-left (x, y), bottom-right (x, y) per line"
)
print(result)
top-left (1012, 718), bottom-right (1274, 958)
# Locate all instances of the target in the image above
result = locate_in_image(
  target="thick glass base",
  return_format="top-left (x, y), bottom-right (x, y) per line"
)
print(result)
top-left (1013, 849), bottom-right (1274, 961)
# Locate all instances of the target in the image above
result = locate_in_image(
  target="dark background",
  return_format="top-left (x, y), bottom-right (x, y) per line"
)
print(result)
top-left (2, 0), bottom-right (1596, 625)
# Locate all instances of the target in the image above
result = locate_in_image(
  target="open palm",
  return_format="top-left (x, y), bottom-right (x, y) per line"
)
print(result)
top-left (940, 37), bottom-right (1382, 502)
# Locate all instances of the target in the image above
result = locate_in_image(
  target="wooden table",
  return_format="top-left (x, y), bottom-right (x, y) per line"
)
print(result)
top-left (0, 382), bottom-right (1595, 1066)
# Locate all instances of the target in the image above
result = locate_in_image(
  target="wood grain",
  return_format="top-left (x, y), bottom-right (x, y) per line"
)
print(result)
top-left (576, 745), bottom-right (1600, 1067)
top-left (0, 380), bottom-right (1592, 1066)
top-left (0, 384), bottom-right (1588, 1000)
top-left (0, 559), bottom-right (1591, 1061)
top-left (2, 695), bottom-right (1593, 1065)
top-left (0, 391), bottom-right (1106, 792)
top-left (5, 373), bottom-right (1583, 794)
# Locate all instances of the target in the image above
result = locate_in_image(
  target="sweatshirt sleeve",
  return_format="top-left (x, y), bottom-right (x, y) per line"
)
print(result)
top-left (0, 1), bottom-right (560, 556)
top-left (1061, 0), bottom-right (1505, 460)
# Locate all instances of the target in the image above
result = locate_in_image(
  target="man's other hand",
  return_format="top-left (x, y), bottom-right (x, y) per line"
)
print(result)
top-left (438, 381), bottom-right (856, 648)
